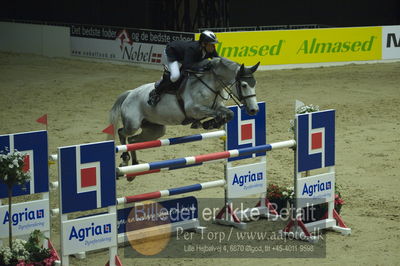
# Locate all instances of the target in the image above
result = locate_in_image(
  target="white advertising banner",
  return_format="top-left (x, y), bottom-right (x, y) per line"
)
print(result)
top-left (382, 25), bottom-right (400, 59)
top-left (71, 36), bottom-right (166, 64)
top-left (61, 213), bottom-right (117, 255)
top-left (226, 161), bottom-right (266, 198)
top-left (70, 25), bottom-right (194, 65)
top-left (296, 172), bottom-right (335, 208)
top-left (0, 199), bottom-right (50, 238)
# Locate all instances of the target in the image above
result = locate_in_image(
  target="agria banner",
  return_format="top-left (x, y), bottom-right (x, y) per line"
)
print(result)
top-left (202, 26), bottom-right (382, 66)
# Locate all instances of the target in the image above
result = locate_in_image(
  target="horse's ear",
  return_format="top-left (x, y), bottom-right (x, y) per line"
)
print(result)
top-left (250, 62), bottom-right (260, 73)
top-left (239, 63), bottom-right (245, 73)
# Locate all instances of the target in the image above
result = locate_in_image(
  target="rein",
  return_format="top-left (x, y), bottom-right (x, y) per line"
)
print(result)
top-left (189, 65), bottom-right (257, 109)
top-left (211, 69), bottom-right (257, 108)
top-left (192, 73), bottom-right (230, 109)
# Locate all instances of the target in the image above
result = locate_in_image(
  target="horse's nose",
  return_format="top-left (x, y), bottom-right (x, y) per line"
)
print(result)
top-left (248, 108), bottom-right (258, 116)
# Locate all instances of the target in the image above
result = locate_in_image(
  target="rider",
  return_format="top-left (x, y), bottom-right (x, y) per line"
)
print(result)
top-left (147, 30), bottom-right (219, 107)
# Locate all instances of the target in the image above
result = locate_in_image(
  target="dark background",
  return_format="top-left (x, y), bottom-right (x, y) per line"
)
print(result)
top-left (1, 0), bottom-right (399, 31)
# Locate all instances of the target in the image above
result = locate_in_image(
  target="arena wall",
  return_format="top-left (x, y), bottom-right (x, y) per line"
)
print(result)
top-left (0, 21), bottom-right (70, 57)
top-left (0, 22), bottom-right (399, 70)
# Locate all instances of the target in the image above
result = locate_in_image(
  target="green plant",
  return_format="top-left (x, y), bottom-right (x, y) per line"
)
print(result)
top-left (289, 103), bottom-right (320, 132)
top-left (0, 148), bottom-right (31, 250)
top-left (267, 183), bottom-right (294, 201)
top-left (0, 230), bottom-right (57, 266)
top-left (295, 104), bottom-right (320, 114)
top-left (334, 184), bottom-right (345, 213)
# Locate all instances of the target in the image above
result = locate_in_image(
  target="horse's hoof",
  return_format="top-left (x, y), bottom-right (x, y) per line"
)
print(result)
top-left (202, 123), bottom-right (210, 130)
top-left (202, 119), bottom-right (213, 129)
top-left (120, 152), bottom-right (131, 162)
top-left (127, 175), bottom-right (136, 182)
top-left (119, 162), bottom-right (129, 167)
top-left (213, 123), bottom-right (221, 129)
top-left (190, 121), bottom-right (201, 129)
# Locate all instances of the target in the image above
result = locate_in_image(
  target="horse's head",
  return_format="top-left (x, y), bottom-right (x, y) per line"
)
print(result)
top-left (234, 62), bottom-right (260, 116)
top-left (209, 58), bottom-right (260, 116)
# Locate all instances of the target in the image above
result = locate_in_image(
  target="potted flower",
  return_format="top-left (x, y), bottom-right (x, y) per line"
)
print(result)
top-left (0, 230), bottom-right (58, 266)
top-left (266, 183), bottom-right (294, 216)
top-left (334, 192), bottom-right (345, 214)
top-left (332, 183), bottom-right (345, 214)
top-left (0, 148), bottom-right (31, 250)
top-left (302, 185), bottom-right (346, 223)
top-left (289, 102), bottom-right (320, 132)
top-left (0, 148), bottom-right (60, 265)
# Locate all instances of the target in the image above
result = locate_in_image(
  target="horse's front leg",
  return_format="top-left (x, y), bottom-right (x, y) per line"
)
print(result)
top-left (216, 106), bottom-right (234, 124)
top-left (185, 105), bottom-right (218, 128)
top-left (201, 107), bottom-right (234, 129)
top-left (187, 104), bottom-right (232, 121)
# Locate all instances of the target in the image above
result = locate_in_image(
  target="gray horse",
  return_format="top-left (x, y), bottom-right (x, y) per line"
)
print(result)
top-left (110, 57), bottom-right (260, 166)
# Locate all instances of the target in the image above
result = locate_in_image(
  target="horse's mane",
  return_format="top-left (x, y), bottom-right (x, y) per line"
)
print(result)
top-left (218, 57), bottom-right (240, 72)
top-left (193, 59), bottom-right (213, 68)
top-left (188, 59), bottom-right (213, 73)
top-left (191, 57), bottom-right (239, 73)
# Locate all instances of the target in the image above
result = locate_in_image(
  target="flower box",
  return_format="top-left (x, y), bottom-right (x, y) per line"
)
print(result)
top-left (0, 231), bottom-right (60, 266)
top-left (301, 194), bottom-right (344, 223)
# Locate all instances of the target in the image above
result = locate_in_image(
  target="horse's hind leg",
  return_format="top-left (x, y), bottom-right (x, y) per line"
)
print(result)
top-left (118, 116), bottom-right (141, 166)
top-left (117, 128), bottom-right (132, 167)
top-left (127, 121), bottom-right (166, 165)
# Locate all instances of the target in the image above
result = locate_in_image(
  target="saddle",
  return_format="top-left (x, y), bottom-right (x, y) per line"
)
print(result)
top-left (159, 63), bottom-right (213, 128)
top-left (162, 62), bottom-right (211, 94)
top-left (154, 69), bottom-right (193, 126)
top-left (162, 70), bottom-right (186, 94)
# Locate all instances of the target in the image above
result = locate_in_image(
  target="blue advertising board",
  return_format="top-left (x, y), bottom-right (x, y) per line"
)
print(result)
top-left (296, 110), bottom-right (335, 172)
top-left (225, 102), bottom-right (266, 162)
top-left (117, 196), bottom-right (198, 235)
top-left (58, 141), bottom-right (116, 214)
top-left (0, 131), bottom-right (48, 198)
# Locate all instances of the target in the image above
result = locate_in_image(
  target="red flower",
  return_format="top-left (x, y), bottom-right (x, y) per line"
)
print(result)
top-left (335, 194), bottom-right (345, 205)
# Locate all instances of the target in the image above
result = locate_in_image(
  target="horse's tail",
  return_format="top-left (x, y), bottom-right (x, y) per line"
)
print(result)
top-left (109, 90), bottom-right (131, 139)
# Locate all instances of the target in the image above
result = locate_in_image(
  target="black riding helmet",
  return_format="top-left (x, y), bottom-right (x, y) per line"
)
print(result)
top-left (199, 30), bottom-right (218, 44)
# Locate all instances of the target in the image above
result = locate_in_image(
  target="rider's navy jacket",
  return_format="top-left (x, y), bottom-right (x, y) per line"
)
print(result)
top-left (165, 41), bottom-right (219, 71)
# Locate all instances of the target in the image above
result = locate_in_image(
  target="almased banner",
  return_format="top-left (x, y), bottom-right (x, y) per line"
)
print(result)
top-left (70, 24), bottom-right (194, 65)
top-left (201, 27), bottom-right (382, 66)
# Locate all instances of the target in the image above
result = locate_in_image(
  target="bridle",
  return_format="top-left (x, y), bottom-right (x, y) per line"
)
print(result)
top-left (190, 66), bottom-right (257, 109)
top-left (233, 70), bottom-right (257, 104)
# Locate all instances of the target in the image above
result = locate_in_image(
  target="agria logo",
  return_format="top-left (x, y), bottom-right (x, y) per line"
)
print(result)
top-left (302, 179), bottom-right (332, 197)
top-left (2, 208), bottom-right (44, 226)
top-left (232, 171), bottom-right (263, 187)
top-left (69, 222), bottom-right (112, 242)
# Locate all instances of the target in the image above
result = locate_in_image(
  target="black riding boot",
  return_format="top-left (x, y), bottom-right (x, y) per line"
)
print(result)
top-left (147, 74), bottom-right (172, 107)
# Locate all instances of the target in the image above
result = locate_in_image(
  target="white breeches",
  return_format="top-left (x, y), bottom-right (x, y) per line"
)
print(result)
top-left (162, 50), bottom-right (181, 83)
